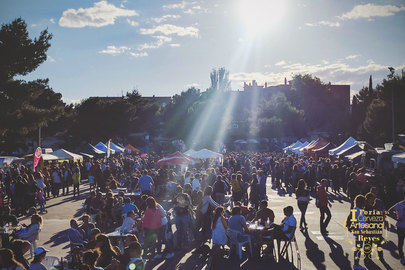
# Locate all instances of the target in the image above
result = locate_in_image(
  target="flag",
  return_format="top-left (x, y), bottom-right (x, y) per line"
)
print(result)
top-left (33, 147), bottom-right (42, 172)
top-left (107, 139), bottom-right (111, 158)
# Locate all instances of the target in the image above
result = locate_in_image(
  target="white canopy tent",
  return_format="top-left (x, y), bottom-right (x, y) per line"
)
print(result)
top-left (41, 153), bottom-right (60, 161)
top-left (51, 149), bottom-right (83, 161)
top-left (188, 149), bottom-right (223, 162)
top-left (392, 152), bottom-right (405, 164)
top-left (0, 156), bottom-right (23, 168)
top-left (184, 149), bottom-right (197, 156)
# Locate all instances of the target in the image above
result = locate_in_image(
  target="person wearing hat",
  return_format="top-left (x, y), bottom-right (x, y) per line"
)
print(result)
top-left (29, 246), bottom-right (48, 270)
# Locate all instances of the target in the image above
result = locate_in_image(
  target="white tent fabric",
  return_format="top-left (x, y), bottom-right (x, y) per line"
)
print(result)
top-left (95, 142), bottom-right (115, 154)
top-left (51, 149), bottom-right (83, 161)
top-left (189, 149), bottom-right (223, 159)
top-left (184, 149), bottom-right (197, 156)
top-left (283, 142), bottom-right (296, 151)
top-left (302, 139), bottom-right (319, 151)
top-left (0, 156), bottom-right (22, 168)
top-left (292, 141), bottom-right (308, 154)
top-left (346, 151), bottom-right (365, 160)
top-left (108, 142), bottom-right (125, 153)
top-left (329, 137), bottom-right (357, 156)
top-left (41, 153), bottom-right (60, 161)
top-left (283, 141), bottom-right (302, 152)
top-left (392, 152), bottom-right (405, 164)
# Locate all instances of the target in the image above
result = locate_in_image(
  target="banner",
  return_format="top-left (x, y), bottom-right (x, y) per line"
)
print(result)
top-left (33, 147), bottom-right (42, 172)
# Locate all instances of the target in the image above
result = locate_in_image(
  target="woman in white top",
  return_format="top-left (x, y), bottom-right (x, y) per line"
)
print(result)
top-left (17, 214), bottom-right (42, 258)
top-left (211, 206), bottom-right (228, 246)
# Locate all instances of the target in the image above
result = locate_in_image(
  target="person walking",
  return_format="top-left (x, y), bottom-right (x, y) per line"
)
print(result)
top-left (72, 164), bottom-right (81, 197)
top-left (296, 179), bottom-right (310, 230)
top-left (317, 179), bottom-right (332, 234)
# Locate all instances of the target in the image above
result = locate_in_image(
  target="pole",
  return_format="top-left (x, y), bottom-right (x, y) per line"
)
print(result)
top-left (391, 86), bottom-right (395, 146)
top-left (38, 126), bottom-right (41, 148)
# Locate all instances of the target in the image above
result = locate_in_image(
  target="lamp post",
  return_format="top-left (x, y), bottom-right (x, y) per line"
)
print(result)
top-left (391, 86), bottom-right (395, 147)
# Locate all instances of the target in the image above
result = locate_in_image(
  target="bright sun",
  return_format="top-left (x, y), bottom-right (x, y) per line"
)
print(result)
top-left (237, 0), bottom-right (286, 36)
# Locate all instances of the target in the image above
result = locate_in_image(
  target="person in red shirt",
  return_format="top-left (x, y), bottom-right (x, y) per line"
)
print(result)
top-left (317, 179), bottom-right (332, 234)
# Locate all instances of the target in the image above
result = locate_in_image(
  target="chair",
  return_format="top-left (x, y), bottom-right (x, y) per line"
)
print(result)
top-left (278, 227), bottom-right (301, 269)
top-left (279, 227), bottom-right (296, 257)
top-left (42, 256), bottom-right (60, 269)
top-left (226, 229), bottom-right (252, 260)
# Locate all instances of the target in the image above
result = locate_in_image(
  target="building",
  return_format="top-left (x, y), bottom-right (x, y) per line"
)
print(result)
top-left (241, 79), bottom-right (350, 112)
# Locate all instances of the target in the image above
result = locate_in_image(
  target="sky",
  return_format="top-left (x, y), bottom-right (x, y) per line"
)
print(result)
top-left (1, 0), bottom-right (404, 104)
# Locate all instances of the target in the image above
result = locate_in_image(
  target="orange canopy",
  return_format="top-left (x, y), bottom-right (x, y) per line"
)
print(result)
top-left (125, 144), bottom-right (140, 153)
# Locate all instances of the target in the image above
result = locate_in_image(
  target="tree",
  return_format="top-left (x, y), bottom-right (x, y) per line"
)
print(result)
top-left (362, 68), bottom-right (405, 144)
top-left (288, 74), bottom-right (346, 133)
top-left (0, 19), bottom-right (65, 151)
top-left (208, 67), bottom-right (231, 92)
top-left (0, 18), bottom-right (52, 81)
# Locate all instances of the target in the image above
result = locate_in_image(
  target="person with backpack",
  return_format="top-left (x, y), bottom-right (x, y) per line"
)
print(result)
top-left (213, 175), bottom-right (226, 205)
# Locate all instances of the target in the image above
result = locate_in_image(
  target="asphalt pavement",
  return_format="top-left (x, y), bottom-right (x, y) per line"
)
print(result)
top-left (22, 180), bottom-right (404, 270)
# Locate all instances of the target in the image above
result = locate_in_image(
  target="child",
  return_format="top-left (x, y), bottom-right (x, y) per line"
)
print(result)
top-left (124, 241), bottom-right (145, 270)
top-left (164, 213), bottom-right (175, 259)
top-left (37, 188), bottom-right (46, 213)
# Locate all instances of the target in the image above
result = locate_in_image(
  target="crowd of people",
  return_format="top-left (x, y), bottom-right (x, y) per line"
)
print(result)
top-left (0, 150), bottom-right (404, 269)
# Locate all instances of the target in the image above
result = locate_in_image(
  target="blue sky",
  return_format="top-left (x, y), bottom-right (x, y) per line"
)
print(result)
top-left (1, 0), bottom-right (404, 103)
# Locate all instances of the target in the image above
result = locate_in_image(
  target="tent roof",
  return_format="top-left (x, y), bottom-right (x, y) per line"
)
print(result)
top-left (95, 142), bottom-right (115, 154)
top-left (108, 141), bottom-right (125, 153)
top-left (157, 151), bottom-right (194, 166)
top-left (292, 141), bottom-right (309, 153)
top-left (313, 142), bottom-right (333, 153)
top-left (346, 151), bottom-right (365, 160)
top-left (52, 149), bottom-right (83, 161)
top-left (80, 153), bottom-right (94, 158)
top-left (125, 144), bottom-right (140, 153)
top-left (189, 149), bottom-right (223, 159)
top-left (0, 156), bottom-right (23, 167)
top-left (392, 152), bottom-right (405, 164)
top-left (307, 139), bottom-right (329, 151)
top-left (337, 144), bottom-right (362, 157)
top-left (302, 139), bottom-right (319, 151)
top-left (184, 149), bottom-right (197, 156)
top-left (81, 143), bottom-right (105, 156)
top-left (283, 141), bottom-right (302, 151)
top-left (329, 137), bottom-right (357, 156)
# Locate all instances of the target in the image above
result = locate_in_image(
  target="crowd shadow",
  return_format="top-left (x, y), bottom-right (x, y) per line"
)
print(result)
top-left (382, 240), bottom-right (400, 260)
top-left (323, 235), bottom-right (351, 269)
top-left (43, 187), bottom-right (90, 211)
top-left (302, 230), bottom-right (326, 269)
top-left (326, 192), bottom-right (350, 204)
top-left (43, 229), bottom-right (70, 249)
